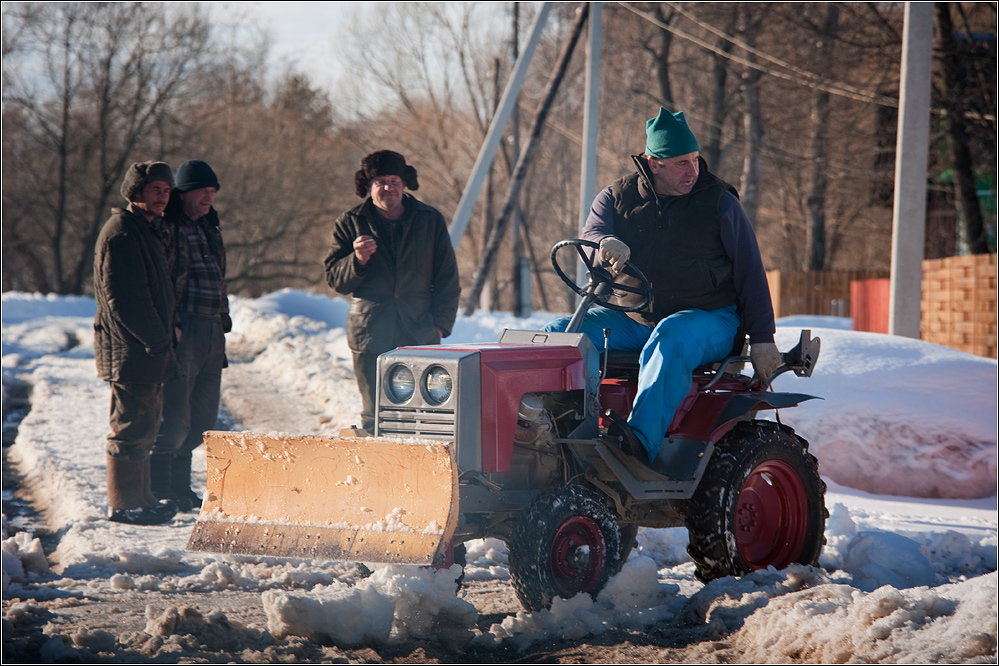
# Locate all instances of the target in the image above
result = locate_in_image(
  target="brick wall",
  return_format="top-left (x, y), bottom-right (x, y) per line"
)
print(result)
top-left (921, 254), bottom-right (998, 359)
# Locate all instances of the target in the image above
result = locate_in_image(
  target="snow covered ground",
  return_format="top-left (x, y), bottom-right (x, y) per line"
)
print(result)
top-left (2, 289), bottom-right (997, 663)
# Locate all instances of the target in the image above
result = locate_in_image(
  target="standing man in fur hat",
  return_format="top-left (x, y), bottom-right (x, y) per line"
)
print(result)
top-left (543, 108), bottom-right (779, 466)
top-left (151, 159), bottom-right (230, 511)
top-left (324, 150), bottom-right (460, 433)
top-left (94, 161), bottom-right (179, 525)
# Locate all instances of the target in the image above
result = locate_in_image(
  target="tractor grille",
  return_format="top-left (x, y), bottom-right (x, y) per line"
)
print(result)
top-left (377, 407), bottom-right (456, 440)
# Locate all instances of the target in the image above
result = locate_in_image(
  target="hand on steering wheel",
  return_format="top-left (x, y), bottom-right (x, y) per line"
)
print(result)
top-left (550, 239), bottom-right (653, 313)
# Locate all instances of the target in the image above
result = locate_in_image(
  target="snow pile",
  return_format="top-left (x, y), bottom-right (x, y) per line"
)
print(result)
top-left (728, 572), bottom-right (998, 663)
top-left (462, 537), bottom-right (511, 581)
top-left (261, 564), bottom-right (476, 648)
top-left (772, 326), bottom-right (997, 499)
top-left (2, 518), bottom-right (49, 597)
top-left (141, 605), bottom-right (256, 656)
top-left (476, 556), bottom-right (681, 652)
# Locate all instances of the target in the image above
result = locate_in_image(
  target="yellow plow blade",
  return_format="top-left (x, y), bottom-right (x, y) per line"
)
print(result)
top-left (187, 430), bottom-right (458, 565)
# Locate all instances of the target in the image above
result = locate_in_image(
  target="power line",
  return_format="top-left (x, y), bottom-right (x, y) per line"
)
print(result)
top-left (618, 2), bottom-right (900, 108)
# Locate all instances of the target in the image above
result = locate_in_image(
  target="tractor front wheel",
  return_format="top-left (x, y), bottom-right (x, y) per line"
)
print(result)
top-left (509, 484), bottom-right (622, 611)
top-left (684, 421), bottom-right (827, 583)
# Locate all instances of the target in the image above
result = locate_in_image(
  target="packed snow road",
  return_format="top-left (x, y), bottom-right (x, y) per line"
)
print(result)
top-left (2, 290), bottom-right (997, 663)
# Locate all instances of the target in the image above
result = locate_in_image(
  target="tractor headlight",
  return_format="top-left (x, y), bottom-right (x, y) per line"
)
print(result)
top-left (387, 364), bottom-right (415, 403)
top-left (424, 366), bottom-right (452, 405)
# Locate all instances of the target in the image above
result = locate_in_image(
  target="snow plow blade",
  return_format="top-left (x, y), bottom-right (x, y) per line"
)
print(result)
top-left (187, 429), bottom-right (458, 565)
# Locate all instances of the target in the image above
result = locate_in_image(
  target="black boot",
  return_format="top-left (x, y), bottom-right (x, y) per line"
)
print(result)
top-left (170, 449), bottom-right (202, 512)
top-left (604, 410), bottom-right (650, 465)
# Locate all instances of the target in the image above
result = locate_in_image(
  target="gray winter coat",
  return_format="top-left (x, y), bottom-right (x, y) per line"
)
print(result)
top-left (324, 195), bottom-right (460, 354)
top-left (93, 206), bottom-right (177, 383)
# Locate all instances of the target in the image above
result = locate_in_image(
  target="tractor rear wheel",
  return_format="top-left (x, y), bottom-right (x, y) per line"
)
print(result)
top-left (684, 421), bottom-right (827, 583)
top-left (509, 484), bottom-right (622, 611)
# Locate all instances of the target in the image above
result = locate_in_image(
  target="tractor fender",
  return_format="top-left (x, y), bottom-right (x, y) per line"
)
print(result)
top-left (713, 391), bottom-right (820, 441)
top-left (671, 391), bottom-right (821, 444)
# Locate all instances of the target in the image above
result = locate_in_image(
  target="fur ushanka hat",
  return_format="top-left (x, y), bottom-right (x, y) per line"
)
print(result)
top-left (120, 161), bottom-right (173, 203)
top-left (354, 150), bottom-right (419, 197)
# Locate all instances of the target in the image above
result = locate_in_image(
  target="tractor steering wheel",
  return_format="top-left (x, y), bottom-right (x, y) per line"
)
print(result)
top-left (551, 239), bottom-right (653, 313)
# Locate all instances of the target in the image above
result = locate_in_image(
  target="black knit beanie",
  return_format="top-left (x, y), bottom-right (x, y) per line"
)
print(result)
top-left (120, 161), bottom-right (173, 203)
top-left (354, 150), bottom-right (419, 197)
top-left (174, 160), bottom-right (220, 193)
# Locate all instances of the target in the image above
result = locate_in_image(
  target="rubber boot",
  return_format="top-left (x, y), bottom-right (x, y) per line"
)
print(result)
top-left (107, 454), bottom-right (177, 526)
top-left (149, 452), bottom-right (174, 503)
top-left (604, 410), bottom-right (650, 465)
top-left (107, 453), bottom-right (145, 511)
top-left (170, 449), bottom-right (202, 512)
top-left (141, 453), bottom-right (159, 506)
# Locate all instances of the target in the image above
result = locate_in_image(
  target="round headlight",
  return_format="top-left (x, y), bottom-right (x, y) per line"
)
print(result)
top-left (387, 364), bottom-right (415, 403)
top-left (424, 366), bottom-right (452, 405)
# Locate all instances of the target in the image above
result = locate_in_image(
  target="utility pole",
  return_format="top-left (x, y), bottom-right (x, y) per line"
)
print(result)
top-left (577, 2), bottom-right (602, 293)
top-left (449, 4), bottom-right (552, 248)
top-left (462, 3), bottom-right (590, 315)
top-left (510, 3), bottom-right (531, 317)
top-left (888, 2), bottom-right (933, 339)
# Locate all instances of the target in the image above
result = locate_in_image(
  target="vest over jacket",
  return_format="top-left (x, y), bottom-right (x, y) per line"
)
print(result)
top-left (93, 207), bottom-right (177, 384)
top-left (607, 156), bottom-right (739, 327)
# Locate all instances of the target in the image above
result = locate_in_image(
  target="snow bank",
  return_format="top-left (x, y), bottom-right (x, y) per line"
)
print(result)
top-left (772, 326), bottom-right (997, 499)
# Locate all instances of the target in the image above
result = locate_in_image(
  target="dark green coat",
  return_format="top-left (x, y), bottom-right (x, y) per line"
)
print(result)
top-left (93, 207), bottom-right (177, 383)
top-left (324, 195), bottom-right (460, 354)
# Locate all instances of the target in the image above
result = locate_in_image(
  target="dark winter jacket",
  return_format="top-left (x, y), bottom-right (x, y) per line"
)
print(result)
top-left (324, 195), bottom-right (460, 354)
top-left (93, 206), bottom-right (178, 383)
top-left (162, 195), bottom-right (231, 333)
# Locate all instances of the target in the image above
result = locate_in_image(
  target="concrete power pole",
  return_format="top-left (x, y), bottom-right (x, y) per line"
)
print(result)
top-left (888, 2), bottom-right (934, 339)
top-left (576, 2), bottom-right (602, 292)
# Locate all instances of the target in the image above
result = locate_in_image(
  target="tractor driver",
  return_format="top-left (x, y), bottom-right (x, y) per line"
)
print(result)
top-left (542, 107), bottom-right (780, 465)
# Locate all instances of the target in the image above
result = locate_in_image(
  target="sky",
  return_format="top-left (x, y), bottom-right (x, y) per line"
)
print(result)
top-left (2, 289), bottom-right (996, 660)
top-left (217, 1), bottom-right (368, 88)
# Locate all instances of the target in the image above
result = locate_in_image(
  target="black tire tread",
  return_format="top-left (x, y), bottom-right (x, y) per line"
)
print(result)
top-left (508, 484), bottom-right (622, 611)
top-left (684, 420), bottom-right (828, 583)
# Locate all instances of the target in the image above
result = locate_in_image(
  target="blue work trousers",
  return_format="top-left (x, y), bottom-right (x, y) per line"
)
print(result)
top-left (542, 305), bottom-right (739, 458)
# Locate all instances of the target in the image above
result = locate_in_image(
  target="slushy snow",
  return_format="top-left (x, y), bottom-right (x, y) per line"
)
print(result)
top-left (2, 289), bottom-right (996, 661)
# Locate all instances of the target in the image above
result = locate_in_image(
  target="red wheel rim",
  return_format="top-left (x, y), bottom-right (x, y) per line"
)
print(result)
top-left (548, 516), bottom-right (607, 597)
top-left (735, 460), bottom-right (809, 570)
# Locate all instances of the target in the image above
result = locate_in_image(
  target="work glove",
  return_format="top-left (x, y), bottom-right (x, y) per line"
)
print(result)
top-left (750, 342), bottom-right (782, 386)
top-left (598, 237), bottom-right (631, 273)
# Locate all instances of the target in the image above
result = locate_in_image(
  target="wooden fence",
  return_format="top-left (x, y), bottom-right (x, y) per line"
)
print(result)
top-left (851, 279), bottom-right (891, 334)
top-left (767, 254), bottom-right (997, 359)
top-left (921, 254), bottom-right (997, 358)
top-left (766, 270), bottom-right (888, 319)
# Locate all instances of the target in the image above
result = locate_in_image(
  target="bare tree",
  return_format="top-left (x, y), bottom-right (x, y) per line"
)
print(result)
top-left (184, 68), bottom-right (358, 296)
top-left (933, 2), bottom-right (992, 255)
top-left (2, 3), bottom-right (212, 294)
top-left (738, 4), bottom-right (765, 225)
top-left (805, 3), bottom-right (840, 270)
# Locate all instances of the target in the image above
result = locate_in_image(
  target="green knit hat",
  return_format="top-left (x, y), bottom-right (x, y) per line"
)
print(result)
top-left (645, 107), bottom-right (700, 159)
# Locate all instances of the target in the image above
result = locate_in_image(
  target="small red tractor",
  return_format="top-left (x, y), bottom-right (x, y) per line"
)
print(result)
top-left (190, 239), bottom-right (827, 612)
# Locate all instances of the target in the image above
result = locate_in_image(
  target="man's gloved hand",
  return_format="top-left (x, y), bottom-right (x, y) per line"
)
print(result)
top-left (750, 342), bottom-right (782, 386)
top-left (598, 237), bottom-right (630, 273)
